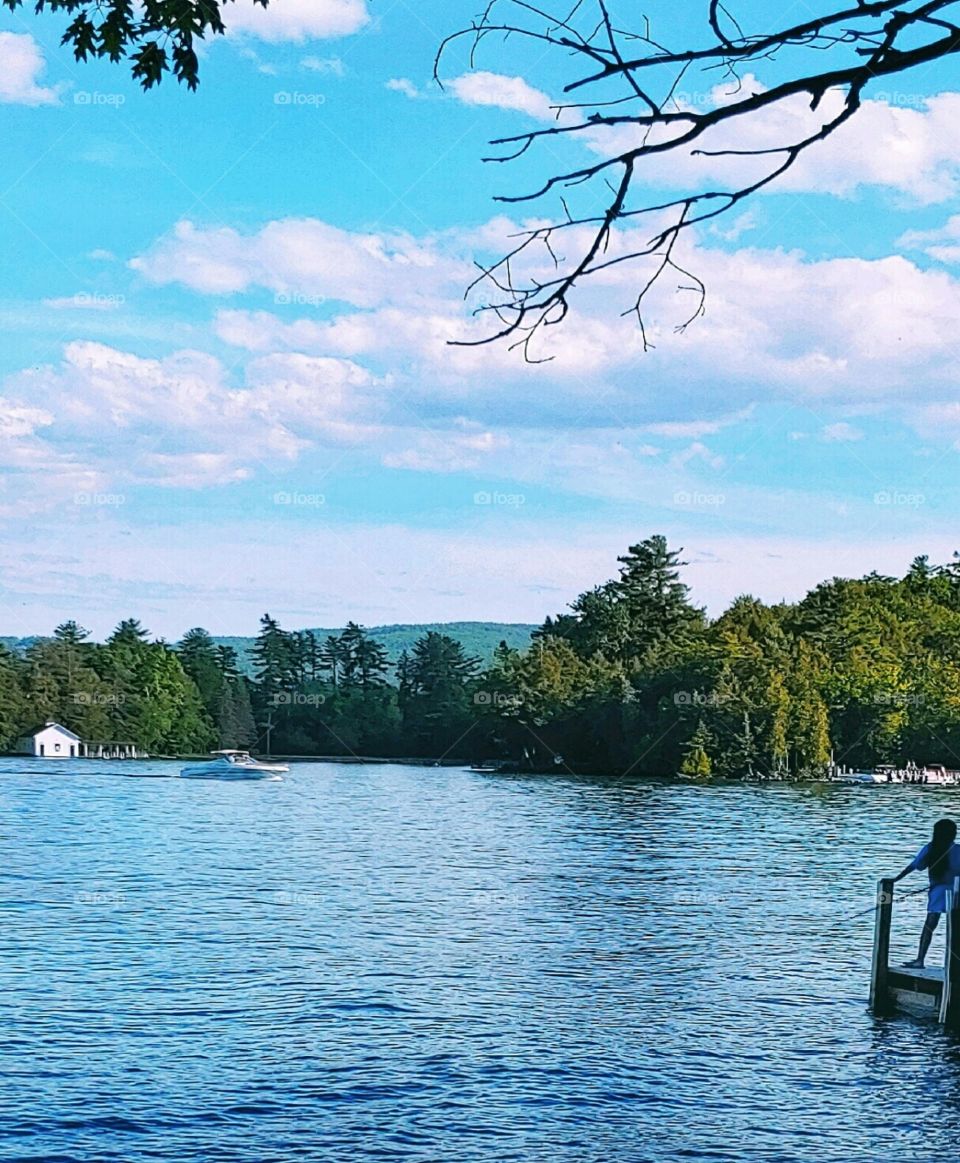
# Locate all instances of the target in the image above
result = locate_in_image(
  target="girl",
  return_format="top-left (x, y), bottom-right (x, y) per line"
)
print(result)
top-left (893, 818), bottom-right (960, 969)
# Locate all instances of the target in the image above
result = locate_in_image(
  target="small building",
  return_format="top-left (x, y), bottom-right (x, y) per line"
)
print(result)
top-left (16, 721), bottom-right (83, 758)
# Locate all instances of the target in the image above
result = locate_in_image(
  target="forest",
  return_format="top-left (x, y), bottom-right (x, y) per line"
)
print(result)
top-left (4, 535), bottom-right (960, 777)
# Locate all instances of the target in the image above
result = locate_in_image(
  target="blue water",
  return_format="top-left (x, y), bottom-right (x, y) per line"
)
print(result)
top-left (3, 759), bottom-right (960, 1162)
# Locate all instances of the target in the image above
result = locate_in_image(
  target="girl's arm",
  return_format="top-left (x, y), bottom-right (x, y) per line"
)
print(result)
top-left (893, 847), bottom-right (927, 882)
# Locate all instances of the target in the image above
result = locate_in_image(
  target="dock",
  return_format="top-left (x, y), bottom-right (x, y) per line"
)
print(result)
top-left (871, 876), bottom-right (960, 1025)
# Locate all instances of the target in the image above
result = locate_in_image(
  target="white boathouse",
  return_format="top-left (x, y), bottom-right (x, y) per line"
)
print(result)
top-left (16, 721), bottom-right (83, 758)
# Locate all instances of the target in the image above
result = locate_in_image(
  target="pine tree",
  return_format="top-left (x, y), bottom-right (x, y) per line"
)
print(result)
top-left (680, 721), bottom-right (713, 777)
top-left (252, 614), bottom-right (297, 699)
top-left (402, 633), bottom-right (481, 755)
top-left (216, 676), bottom-right (258, 749)
top-left (318, 635), bottom-right (345, 688)
top-left (178, 628), bottom-right (224, 719)
top-left (54, 621), bottom-right (90, 647)
top-left (109, 618), bottom-right (150, 646)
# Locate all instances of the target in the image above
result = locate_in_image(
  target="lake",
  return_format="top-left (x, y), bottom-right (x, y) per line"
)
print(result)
top-left (3, 758), bottom-right (960, 1162)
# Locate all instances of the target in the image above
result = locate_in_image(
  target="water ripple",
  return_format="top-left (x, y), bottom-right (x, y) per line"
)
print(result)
top-left (2, 761), bottom-right (960, 1161)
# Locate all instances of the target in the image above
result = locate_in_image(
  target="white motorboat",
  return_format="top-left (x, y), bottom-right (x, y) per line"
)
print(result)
top-left (179, 750), bottom-right (288, 780)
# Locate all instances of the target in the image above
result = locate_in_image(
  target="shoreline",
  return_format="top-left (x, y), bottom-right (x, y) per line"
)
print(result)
top-left (7, 752), bottom-right (959, 788)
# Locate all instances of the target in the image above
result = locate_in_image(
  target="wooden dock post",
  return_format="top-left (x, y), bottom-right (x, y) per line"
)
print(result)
top-left (940, 878), bottom-right (960, 1029)
top-left (870, 877), bottom-right (894, 1010)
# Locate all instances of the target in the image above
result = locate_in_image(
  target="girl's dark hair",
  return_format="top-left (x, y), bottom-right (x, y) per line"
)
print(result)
top-left (929, 818), bottom-right (958, 881)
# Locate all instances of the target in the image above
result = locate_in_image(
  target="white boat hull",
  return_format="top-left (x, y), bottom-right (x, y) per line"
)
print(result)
top-left (179, 755), bottom-right (288, 780)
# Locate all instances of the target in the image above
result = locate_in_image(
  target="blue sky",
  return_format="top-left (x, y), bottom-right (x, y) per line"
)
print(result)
top-left (2, 0), bottom-right (960, 639)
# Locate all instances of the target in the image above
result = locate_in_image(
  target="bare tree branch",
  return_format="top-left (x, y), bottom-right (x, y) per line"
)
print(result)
top-left (437, 0), bottom-right (960, 359)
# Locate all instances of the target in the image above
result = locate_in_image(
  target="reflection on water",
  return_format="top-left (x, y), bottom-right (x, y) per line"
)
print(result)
top-left (2, 759), bottom-right (960, 1161)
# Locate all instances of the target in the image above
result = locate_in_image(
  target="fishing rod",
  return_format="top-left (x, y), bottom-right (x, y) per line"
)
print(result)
top-left (835, 884), bottom-right (929, 926)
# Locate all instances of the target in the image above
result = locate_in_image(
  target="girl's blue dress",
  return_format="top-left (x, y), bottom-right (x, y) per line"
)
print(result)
top-left (907, 842), bottom-right (960, 913)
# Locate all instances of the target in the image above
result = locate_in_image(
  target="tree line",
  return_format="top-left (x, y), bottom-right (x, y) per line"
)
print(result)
top-left (0, 615), bottom-right (485, 759)
top-left (4, 535), bottom-right (960, 776)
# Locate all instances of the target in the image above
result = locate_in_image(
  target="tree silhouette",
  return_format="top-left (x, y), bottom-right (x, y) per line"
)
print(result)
top-left (2, 0), bottom-right (268, 88)
top-left (438, 0), bottom-right (960, 356)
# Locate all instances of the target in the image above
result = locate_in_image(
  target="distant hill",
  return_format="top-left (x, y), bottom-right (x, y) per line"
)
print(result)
top-left (1, 623), bottom-right (539, 676)
top-left (215, 622), bottom-right (538, 675)
top-left (0, 637), bottom-right (42, 654)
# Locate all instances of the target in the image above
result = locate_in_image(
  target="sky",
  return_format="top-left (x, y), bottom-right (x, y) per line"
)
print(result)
top-left (2, 0), bottom-right (960, 639)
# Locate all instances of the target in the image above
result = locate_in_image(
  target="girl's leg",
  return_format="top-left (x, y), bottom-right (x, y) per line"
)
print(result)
top-left (906, 912), bottom-right (941, 967)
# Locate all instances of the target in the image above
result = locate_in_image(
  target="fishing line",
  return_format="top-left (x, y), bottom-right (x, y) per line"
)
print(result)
top-left (820, 885), bottom-right (930, 931)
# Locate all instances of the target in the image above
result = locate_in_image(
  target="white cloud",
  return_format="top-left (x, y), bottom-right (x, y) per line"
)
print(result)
top-left (184, 214), bottom-right (960, 402)
top-left (226, 0), bottom-right (370, 42)
top-left (0, 32), bottom-right (60, 106)
top-left (2, 341), bottom-right (387, 489)
top-left (709, 211), bottom-right (759, 243)
top-left (386, 78), bottom-right (423, 100)
top-left (124, 213), bottom-right (960, 469)
top-left (137, 452), bottom-right (254, 488)
top-left (821, 422), bottom-right (863, 442)
top-left (131, 218), bottom-right (461, 306)
top-left (446, 71), bottom-right (554, 120)
top-left (383, 428), bottom-right (509, 473)
top-left (899, 214), bottom-right (960, 262)
top-left (43, 294), bottom-right (123, 312)
top-left (670, 441), bottom-right (724, 471)
top-left (391, 71), bottom-right (558, 117)
top-left (302, 56), bottom-right (346, 75)
top-left (644, 409), bottom-right (753, 440)
top-left (0, 398), bottom-right (53, 440)
top-left (445, 68), bottom-right (960, 204)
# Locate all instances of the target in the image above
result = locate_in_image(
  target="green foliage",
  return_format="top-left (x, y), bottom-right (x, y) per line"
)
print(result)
top-left (178, 628), bottom-right (256, 749)
top-left (480, 539), bottom-right (960, 778)
top-left (9, 539), bottom-right (960, 772)
top-left (680, 721), bottom-right (713, 777)
top-left (1, 0), bottom-right (270, 89)
top-left (99, 629), bottom-right (214, 752)
top-left (213, 623), bottom-right (537, 676)
top-left (400, 632), bottom-right (481, 757)
top-left (543, 536), bottom-right (704, 670)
